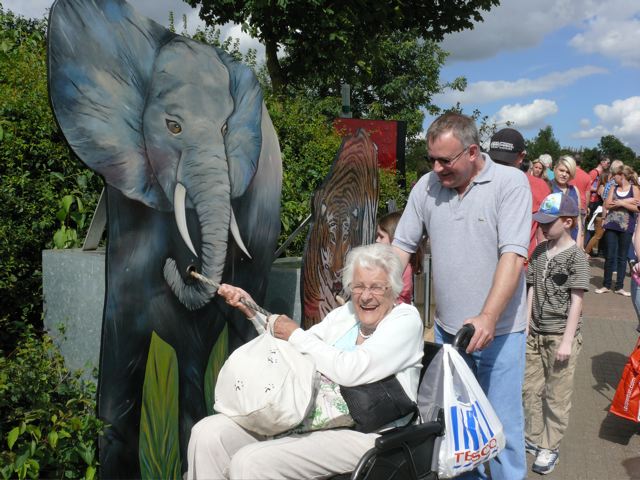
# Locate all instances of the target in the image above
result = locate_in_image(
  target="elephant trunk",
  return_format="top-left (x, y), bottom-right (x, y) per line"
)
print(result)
top-left (163, 149), bottom-right (231, 310)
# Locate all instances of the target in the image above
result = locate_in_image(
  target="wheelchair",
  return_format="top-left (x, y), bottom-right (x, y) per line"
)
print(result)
top-left (335, 324), bottom-right (475, 480)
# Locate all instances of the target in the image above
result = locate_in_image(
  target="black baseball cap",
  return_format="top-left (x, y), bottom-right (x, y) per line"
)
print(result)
top-left (489, 128), bottom-right (526, 165)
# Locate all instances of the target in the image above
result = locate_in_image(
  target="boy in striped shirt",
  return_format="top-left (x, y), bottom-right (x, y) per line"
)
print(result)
top-left (523, 192), bottom-right (590, 475)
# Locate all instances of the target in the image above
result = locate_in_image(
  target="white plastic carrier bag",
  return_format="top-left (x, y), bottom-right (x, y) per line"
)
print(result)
top-left (418, 344), bottom-right (505, 478)
top-left (213, 316), bottom-right (317, 436)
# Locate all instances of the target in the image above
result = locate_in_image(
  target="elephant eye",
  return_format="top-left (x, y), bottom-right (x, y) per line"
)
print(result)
top-left (166, 119), bottom-right (182, 134)
top-left (221, 123), bottom-right (228, 136)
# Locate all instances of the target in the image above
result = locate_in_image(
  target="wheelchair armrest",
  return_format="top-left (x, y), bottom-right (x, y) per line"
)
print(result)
top-left (374, 420), bottom-right (443, 451)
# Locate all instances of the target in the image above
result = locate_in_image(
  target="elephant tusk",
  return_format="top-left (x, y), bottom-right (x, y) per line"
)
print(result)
top-left (230, 209), bottom-right (252, 259)
top-left (174, 183), bottom-right (198, 257)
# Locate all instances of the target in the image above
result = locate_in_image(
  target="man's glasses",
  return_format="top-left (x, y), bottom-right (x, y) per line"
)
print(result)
top-left (427, 146), bottom-right (469, 167)
top-left (350, 284), bottom-right (389, 296)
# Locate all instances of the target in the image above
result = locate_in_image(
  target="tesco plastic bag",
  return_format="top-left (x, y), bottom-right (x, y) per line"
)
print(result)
top-left (418, 344), bottom-right (505, 478)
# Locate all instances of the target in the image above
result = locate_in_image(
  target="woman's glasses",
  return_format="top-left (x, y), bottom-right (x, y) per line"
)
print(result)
top-left (350, 284), bottom-right (389, 296)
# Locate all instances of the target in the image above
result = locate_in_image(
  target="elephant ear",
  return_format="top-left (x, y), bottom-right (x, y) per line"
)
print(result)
top-left (217, 50), bottom-right (263, 199)
top-left (48, 0), bottom-right (173, 210)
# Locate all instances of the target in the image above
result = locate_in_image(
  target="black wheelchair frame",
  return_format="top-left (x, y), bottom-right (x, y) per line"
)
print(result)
top-left (335, 324), bottom-right (475, 480)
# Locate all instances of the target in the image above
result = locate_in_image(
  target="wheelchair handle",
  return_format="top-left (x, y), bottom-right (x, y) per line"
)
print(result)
top-left (452, 324), bottom-right (475, 351)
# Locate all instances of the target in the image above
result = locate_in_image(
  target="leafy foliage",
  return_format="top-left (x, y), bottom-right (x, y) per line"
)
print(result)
top-left (525, 126), bottom-right (638, 172)
top-left (184, 0), bottom-right (494, 140)
top-left (266, 93), bottom-right (409, 255)
top-left (598, 135), bottom-right (637, 165)
top-left (205, 324), bottom-right (228, 416)
top-left (186, 0), bottom-right (498, 94)
top-left (265, 94), bottom-right (343, 255)
top-left (577, 147), bottom-right (602, 171)
top-left (0, 6), bottom-right (101, 349)
top-left (0, 327), bottom-right (103, 480)
top-left (297, 31), bottom-right (450, 138)
top-left (139, 332), bottom-right (181, 479)
top-left (0, 7), bottom-right (102, 478)
top-left (525, 125), bottom-right (562, 163)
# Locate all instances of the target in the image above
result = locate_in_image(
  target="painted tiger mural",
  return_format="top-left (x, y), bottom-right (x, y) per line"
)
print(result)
top-left (300, 129), bottom-right (379, 328)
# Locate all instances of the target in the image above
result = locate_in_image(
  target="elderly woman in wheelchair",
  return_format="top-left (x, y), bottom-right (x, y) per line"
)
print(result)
top-left (186, 243), bottom-right (424, 479)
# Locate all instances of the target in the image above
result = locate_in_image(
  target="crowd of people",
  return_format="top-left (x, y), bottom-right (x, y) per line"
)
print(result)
top-left (528, 149), bottom-right (640, 298)
top-left (185, 113), bottom-right (638, 479)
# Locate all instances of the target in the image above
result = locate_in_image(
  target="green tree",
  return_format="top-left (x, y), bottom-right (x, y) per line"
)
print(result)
top-left (579, 147), bottom-right (601, 172)
top-left (186, 0), bottom-right (499, 93)
top-left (297, 30), bottom-right (451, 138)
top-left (266, 94), bottom-right (342, 255)
top-left (265, 92), bottom-right (409, 256)
top-left (0, 7), bottom-right (101, 348)
top-left (405, 137), bottom-right (429, 175)
top-left (185, 0), bottom-right (495, 140)
top-left (525, 125), bottom-right (562, 163)
top-left (598, 135), bottom-right (636, 164)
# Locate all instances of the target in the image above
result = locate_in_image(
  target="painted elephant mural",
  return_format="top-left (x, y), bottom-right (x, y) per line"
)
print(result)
top-left (48, 0), bottom-right (282, 477)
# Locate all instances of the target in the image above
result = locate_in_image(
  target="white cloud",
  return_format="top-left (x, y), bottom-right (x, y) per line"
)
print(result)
top-left (574, 96), bottom-right (640, 151)
top-left (570, 16), bottom-right (640, 67)
top-left (441, 0), bottom-right (640, 68)
top-left (3, 0), bottom-right (50, 18)
top-left (440, 0), bottom-right (592, 61)
top-left (492, 99), bottom-right (558, 130)
top-left (436, 66), bottom-right (607, 105)
top-left (579, 118), bottom-right (591, 128)
top-left (573, 125), bottom-right (610, 139)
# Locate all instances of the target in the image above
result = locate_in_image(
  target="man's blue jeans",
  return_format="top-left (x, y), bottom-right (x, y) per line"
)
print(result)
top-left (436, 324), bottom-right (527, 480)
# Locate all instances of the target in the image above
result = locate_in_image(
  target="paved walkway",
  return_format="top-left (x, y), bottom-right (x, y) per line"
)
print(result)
top-left (526, 257), bottom-right (640, 479)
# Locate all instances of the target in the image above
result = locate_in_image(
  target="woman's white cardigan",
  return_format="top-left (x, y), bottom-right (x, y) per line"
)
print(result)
top-left (288, 302), bottom-right (424, 401)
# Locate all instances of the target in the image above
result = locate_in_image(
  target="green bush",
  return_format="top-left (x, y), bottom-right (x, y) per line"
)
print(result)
top-left (0, 7), bottom-right (101, 350)
top-left (267, 92), bottom-right (412, 256)
top-left (0, 326), bottom-right (103, 480)
top-left (266, 94), bottom-right (343, 255)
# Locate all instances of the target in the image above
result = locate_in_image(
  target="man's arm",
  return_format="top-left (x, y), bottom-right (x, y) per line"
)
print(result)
top-left (464, 252), bottom-right (525, 353)
top-left (392, 245), bottom-right (411, 270)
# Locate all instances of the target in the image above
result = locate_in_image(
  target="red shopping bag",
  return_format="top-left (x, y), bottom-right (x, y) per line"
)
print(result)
top-left (610, 337), bottom-right (640, 422)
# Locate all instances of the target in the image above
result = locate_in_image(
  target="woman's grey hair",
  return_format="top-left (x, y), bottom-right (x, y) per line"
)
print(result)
top-left (538, 153), bottom-right (552, 168)
top-left (426, 112), bottom-right (479, 149)
top-left (342, 243), bottom-right (404, 298)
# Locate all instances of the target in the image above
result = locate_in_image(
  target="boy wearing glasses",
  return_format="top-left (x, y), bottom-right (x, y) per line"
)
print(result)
top-left (392, 112), bottom-right (531, 480)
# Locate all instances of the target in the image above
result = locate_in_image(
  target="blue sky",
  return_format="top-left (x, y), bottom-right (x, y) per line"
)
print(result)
top-left (433, 0), bottom-right (640, 152)
top-left (7, 0), bottom-right (640, 153)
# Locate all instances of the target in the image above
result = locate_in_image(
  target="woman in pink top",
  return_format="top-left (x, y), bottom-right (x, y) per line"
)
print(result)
top-left (376, 211), bottom-right (423, 304)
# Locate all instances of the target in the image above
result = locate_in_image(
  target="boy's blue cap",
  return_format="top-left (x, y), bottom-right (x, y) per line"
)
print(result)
top-left (533, 193), bottom-right (579, 224)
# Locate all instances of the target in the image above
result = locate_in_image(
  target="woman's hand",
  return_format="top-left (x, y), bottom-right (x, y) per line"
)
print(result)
top-left (270, 315), bottom-right (300, 341)
top-left (633, 262), bottom-right (640, 276)
top-left (217, 284), bottom-right (256, 319)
